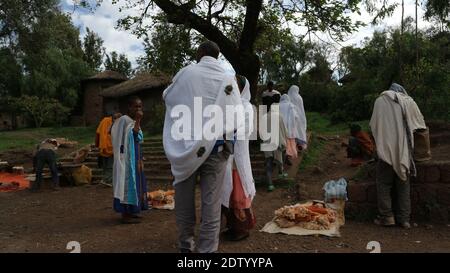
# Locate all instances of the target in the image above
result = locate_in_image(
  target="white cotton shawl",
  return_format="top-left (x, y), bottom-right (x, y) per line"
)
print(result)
top-left (111, 115), bottom-right (135, 204)
top-left (279, 94), bottom-right (302, 139)
top-left (370, 90), bottom-right (426, 181)
top-left (221, 79), bottom-right (256, 208)
top-left (162, 56), bottom-right (243, 185)
top-left (287, 85), bottom-right (307, 145)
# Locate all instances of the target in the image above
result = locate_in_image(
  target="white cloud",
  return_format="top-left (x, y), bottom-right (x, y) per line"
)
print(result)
top-left (64, 0), bottom-right (145, 67)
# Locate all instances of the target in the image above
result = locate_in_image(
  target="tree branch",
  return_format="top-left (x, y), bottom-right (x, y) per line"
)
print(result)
top-left (152, 0), bottom-right (239, 64)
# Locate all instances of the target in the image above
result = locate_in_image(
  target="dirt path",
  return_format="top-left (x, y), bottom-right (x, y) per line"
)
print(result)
top-left (0, 136), bottom-right (449, 253)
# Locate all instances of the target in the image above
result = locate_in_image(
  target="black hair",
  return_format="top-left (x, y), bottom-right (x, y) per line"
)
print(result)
top-left (236, 74), bottom-right (247, 92)
top-left (128, 95), bottom-right (141, 107)
top-left (267, 81), bottom-right (274, 87)
top-left (350, 124), bottom-right (361, 135)
top-left (198, 40), bottom-right (220, 59)
top-left (262, 96), bottom-right (273, 111)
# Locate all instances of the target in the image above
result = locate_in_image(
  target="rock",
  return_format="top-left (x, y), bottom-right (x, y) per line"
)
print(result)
top-left (425, 224), bottom-right (433, 230)
top-left (413, 223), bottom-right (418, 227)
top-left (313, 166), bottom-right (324, 174)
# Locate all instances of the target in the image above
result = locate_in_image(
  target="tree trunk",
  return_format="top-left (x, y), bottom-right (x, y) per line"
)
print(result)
top-left (153, 0), bottom-right (263, 101)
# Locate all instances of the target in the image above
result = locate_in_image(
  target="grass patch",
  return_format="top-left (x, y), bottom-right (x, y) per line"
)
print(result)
top-left (306, 112), bottom-right (369, 136)
top-left (299, 135), bottom-right (326, 171)
top-left (300, 112), bottom-right (370, 171)
top-left (0, 127), bottom-right (96, 152)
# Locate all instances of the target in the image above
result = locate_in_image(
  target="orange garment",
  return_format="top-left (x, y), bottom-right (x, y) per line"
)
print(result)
top-left (230, 170), bottom-right (252, 209)
top-left (96, 117), bottom-right (113, 157)
top-left (285, 138), bottom-right (298, 159)
top-left (355, 131), bottom-right (375, 156)
top-left (0, 173), bottom-right (30, 192)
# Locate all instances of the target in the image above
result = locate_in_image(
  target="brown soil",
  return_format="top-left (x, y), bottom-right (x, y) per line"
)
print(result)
top-left (1, 135), bottom-right (449, 253)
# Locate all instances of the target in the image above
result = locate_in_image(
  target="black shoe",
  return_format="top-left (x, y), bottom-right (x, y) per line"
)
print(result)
top-left (180, 248), bottom-right (192, 253)
top-left (224, 230), bottom-right (250, 241)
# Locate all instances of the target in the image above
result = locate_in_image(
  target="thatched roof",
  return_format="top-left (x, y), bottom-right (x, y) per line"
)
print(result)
top-left (100, 73), bottom-right (172, 98)
top-left (83, 70), bottom-right (128, 82)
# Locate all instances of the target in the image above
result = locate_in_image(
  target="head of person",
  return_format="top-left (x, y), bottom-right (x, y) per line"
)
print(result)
top-left (46, 138), bottom-right (59, 147)
top-left (127, 96), bottom-right (143, 119)
top-left (112, 112), bottom-right (122, 122)
top-left (350, 124), bottom-right (362, 137)
top-left (267, 81), bottom-right (274, 91)
top-left (389, 83), bottom-right (408, 95)
top-left (196, 40), bottom-right (220, 62)
top-left (280, 94), bottom-right (290, 103)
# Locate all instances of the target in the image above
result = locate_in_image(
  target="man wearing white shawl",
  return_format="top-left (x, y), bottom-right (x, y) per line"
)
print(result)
top-left (111, 96), bottom-right (148, 224)
top-left (163, 41), bottom-right (242, 253)
top-left (261, 94), bottom-right (288, 192)
top-left (221, 75), bottom-right (256, 241)
top-left (287, 85), bottom-right (308, 149)
top-left (370, 83), bottom-right (426, 229)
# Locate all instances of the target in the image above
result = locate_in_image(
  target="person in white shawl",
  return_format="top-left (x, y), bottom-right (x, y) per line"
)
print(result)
top-left (287, 85), bottom-right (308, 149)
top-left (111, 96), bottom-right (148, 224)
top-left (162, 41), bottom-right (242, 253)
top-left (221, 75), bottom-right (256, 241)
top-left (261, 94), bottom-right (288, 192)
top-left (370, 83), bottom-right (426, 229)
top-left (279, 94), bottom-right (301, 160)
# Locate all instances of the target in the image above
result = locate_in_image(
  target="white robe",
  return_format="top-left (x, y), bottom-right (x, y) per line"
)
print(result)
top-left (111, 115), bottom-right (138, 205)
top-left (162, 56), bottom-right (243, 185)
top-left (287, 85), bottom-right (307, 146)
top-left (279, 94), bottom-right (302, 139)
top-left (221, 79), bottom-right (256, 208)
top-left (370, 90), bottom-right (426, 181)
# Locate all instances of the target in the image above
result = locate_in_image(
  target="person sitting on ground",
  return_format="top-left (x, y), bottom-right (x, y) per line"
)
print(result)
top-left (343, 124), bottom-right (375, 167)
top-left (31, 139), bottom-right (60, 192)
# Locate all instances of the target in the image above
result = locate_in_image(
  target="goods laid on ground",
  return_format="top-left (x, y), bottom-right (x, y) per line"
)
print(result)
top-left (147, 190), bottom-right (175, 210)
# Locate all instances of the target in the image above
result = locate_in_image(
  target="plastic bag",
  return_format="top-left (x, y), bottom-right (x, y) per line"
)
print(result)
top-left (323, 178), bottom-right (348, 202)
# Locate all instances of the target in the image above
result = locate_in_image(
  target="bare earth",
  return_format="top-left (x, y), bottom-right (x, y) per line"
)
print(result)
top-left (0, 137), bottom-right (449, 253)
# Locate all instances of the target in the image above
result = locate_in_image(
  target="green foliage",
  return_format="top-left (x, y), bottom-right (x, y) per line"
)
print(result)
top-left (83, 27), bottom-right (105, 72)
top-left (331, 25), bottom-right (450, 122)
top-left (104, 51), bottom-right (132, 77)
top-left (137, 15), bottom-right (197, 75)
top-left (13, 95), bottom-right (71, 128)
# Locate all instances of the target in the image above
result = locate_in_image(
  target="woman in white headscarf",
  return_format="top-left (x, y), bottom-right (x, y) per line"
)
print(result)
top-left (287, 85), bottom-right (308, 149)
top-left (221, 75), bottom-right (256, 241)
top-left (279, 94), bottom-right (299, 159)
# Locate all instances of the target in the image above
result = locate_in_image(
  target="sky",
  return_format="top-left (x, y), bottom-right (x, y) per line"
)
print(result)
top-left (61, 0), bottom-right (432, 71)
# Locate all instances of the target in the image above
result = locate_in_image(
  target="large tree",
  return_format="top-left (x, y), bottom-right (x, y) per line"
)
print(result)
top-left (104, 51), bottom-right (133, 77)
top-left (84, 0), bottom-right (393, 97)
top-left (83, 27), bottom-right (105, 72)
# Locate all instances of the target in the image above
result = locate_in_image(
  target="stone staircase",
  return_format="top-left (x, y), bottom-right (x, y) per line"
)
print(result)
top-left (141, 138), bottom-right (267, 185)
top-left (59, 137), bottom-right (296, 186)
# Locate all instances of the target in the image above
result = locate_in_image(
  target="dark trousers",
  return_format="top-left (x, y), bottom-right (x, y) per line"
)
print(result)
top-left (33, 149), bottom-right (59, 189)
top-left (376, 160), bottom-right (411, 223)
top-left (99, 156), bottom-right (113, 183)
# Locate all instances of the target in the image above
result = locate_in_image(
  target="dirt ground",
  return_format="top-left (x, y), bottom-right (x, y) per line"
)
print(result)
top-left (0, 136), bottom-right (449, 253)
